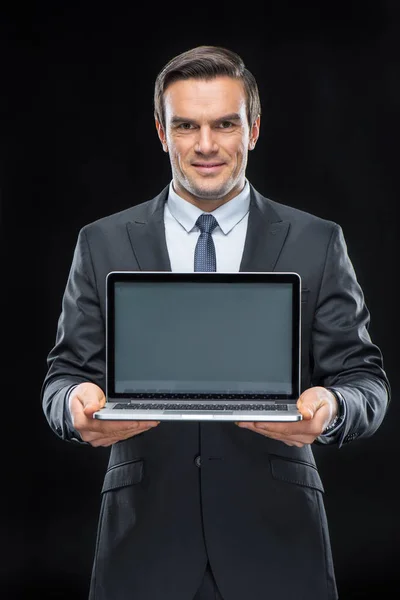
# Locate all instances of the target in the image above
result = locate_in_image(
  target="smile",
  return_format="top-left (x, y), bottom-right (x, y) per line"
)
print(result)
top-left (192, 163), bottom-right (225, 173)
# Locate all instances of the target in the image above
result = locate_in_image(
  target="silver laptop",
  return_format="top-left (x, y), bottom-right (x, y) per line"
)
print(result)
top-left (93, 271), bottom-right (303, 422)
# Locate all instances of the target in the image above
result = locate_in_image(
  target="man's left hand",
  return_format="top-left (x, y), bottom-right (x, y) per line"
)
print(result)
top-left (235, 386), bottom-right (338, 447)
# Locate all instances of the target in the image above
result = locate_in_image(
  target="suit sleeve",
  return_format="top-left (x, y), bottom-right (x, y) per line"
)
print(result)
top-left (311, 224), bottom-right (390, 447)
top-left (41, 228), bottom-right (106, 443)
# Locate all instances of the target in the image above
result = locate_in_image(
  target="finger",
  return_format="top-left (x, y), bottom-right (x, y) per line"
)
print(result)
top-left (100, 420), bottom-right (160, 431)
top-left (252, 420), bottom-right (322, 444)
top-left (283, 440), bottom-right (305, 447)
top-left (80, 419), bottom-right (160, 440)
top-left (136, 421), bottom-right (161, 429)
top-left (249, 422), bottom-right (294, 437)
top-left (236, 421), bottom-right (319, 446)
top-left (238, 422), bottom-right (299, 436)
top-left (84, 422), bottom-right (160, 446)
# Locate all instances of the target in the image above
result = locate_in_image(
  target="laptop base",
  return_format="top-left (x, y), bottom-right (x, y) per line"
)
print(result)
top-left (93, 402), bottom-right (303, 422)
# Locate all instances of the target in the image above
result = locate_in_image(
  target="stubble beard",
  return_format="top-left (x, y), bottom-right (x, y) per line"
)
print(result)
top-left (177, 166), bottom-right (239, 202)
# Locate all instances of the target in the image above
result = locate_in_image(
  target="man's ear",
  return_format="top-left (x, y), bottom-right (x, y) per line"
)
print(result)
top-left (248, 115), bottom-right (261, 151)
top-left (155, 120), bottom-right (168, 153)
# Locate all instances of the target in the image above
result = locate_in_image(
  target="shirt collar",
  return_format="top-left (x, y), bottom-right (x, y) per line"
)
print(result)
top-left (166, 179), bottom-right (251, 235)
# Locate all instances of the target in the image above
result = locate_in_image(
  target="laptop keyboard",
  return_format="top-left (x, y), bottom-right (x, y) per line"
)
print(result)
top-left (113, 403), bottom-right (288, 411)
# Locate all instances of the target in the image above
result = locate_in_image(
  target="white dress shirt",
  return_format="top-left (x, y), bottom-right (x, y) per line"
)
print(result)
top-left (164, 180), bottom-right (250, 272)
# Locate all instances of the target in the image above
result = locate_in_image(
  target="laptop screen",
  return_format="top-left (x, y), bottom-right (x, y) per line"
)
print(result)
top-left (106, 272), bottom-right (301, 400)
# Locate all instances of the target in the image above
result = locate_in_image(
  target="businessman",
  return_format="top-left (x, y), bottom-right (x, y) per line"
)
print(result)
top-left (42, 45), bottom-right (390, 600)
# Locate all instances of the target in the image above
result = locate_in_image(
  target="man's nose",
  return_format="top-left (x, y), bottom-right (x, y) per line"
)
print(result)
top-left (194, 126), bottom-right (218, 154)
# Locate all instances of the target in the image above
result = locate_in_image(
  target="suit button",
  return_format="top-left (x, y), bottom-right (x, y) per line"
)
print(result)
top-left (194, 455), bottom-right (201, 468)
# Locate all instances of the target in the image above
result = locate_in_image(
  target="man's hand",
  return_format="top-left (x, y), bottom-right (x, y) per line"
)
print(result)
top-left (235, 386), bottom-right (338, 447)
top-left (69, 382), bottom-right (160, 447)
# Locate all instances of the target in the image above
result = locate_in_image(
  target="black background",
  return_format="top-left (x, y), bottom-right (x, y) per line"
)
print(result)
top-left (3, 1), bottom-right (399, 598)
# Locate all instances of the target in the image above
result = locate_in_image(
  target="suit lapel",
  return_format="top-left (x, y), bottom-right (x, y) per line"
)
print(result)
top-left (126, 183), bottom-right (290, 273)
top-left (126, 186), bottom-right (172, 271)
top-left (240, 186), bottom-right (290, 272)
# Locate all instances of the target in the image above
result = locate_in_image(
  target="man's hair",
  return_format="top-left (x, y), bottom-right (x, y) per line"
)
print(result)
top-left (154, 45), bottom-right (261, 129)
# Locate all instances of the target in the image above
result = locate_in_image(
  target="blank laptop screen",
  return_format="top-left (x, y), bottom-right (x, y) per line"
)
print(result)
top-left (107, 274), bottom-right (300, 399)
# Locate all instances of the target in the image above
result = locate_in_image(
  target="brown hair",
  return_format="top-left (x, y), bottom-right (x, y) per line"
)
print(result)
top-left (154, 45), bottom-right (261, 129)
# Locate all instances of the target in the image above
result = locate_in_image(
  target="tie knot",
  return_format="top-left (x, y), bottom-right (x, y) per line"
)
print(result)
top-left (196, 213), bottom-right (218, 234)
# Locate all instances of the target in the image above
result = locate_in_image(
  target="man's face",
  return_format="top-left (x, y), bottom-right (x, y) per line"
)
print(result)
top-left (156, 76), bottom-right (260, 210)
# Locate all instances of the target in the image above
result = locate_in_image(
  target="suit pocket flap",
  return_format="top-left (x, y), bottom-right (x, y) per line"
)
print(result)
top-left (101, 460), bottom-right (144, 493)
top-left (270, 455), bottom-right (324, 492)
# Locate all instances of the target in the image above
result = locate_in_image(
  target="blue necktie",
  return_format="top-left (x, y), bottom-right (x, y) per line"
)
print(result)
top-left (194, 213), bottom-right (218, 272)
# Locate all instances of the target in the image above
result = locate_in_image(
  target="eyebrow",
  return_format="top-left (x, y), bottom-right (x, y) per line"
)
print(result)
top-left (170, 113), bottom-right (243, 125)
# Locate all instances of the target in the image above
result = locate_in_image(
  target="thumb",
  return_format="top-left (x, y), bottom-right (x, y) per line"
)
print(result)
top-left (296, 390), bottom-right (321, 420)
top-left (297, 398), bottom-right (315, 420)
top-left (75, 383), bottom-right (106, 415)
top-left (297, 386), bottom-right (333, 421)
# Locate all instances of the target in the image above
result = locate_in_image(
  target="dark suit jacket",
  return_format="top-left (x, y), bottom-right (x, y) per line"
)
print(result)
top-left (42, 184), bottom-right (390, 600)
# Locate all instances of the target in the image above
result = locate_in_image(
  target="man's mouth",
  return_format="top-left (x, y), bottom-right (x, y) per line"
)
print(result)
top-left (192, 162), bottom-right (225, 173)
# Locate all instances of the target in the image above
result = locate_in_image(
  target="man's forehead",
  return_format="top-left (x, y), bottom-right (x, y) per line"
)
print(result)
top-left (163, 77), bottom-right (247, 116)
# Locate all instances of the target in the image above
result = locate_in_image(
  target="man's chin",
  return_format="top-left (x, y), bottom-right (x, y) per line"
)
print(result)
top-left (185, 179), bottom-right (231, 200)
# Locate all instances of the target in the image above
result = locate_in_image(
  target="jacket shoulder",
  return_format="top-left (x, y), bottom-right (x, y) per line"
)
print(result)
top-left (79, 185), bottom-right (168, 235)
top-left (81, 199), bottom-right (154, 233)
top-left (265, 195), bottom-right (339, 231)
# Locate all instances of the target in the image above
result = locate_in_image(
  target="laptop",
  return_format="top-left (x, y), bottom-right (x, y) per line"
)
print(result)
top-left (93, 271), bottom-right (303, 422)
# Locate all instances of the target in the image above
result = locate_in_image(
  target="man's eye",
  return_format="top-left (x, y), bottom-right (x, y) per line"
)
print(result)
top-left (219, 121), bottom-right (234, 129)
top-left (178, 123), bottom-right (194, 130)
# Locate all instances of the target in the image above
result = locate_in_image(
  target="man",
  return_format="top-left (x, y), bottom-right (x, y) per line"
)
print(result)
top-left (42, 45), bottom-right (390, 600)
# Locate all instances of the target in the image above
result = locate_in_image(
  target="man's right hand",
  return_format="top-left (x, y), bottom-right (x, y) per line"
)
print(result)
top-left (68, 382), bottom-right (160, 447)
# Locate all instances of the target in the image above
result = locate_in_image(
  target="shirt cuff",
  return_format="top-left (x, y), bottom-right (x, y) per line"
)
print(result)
top-left (65, 384), bottom-right (89, 444)
top-left (319, 388), bottom-right (347, 438)
top-left (65, 385), bottom-right (78, 425)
